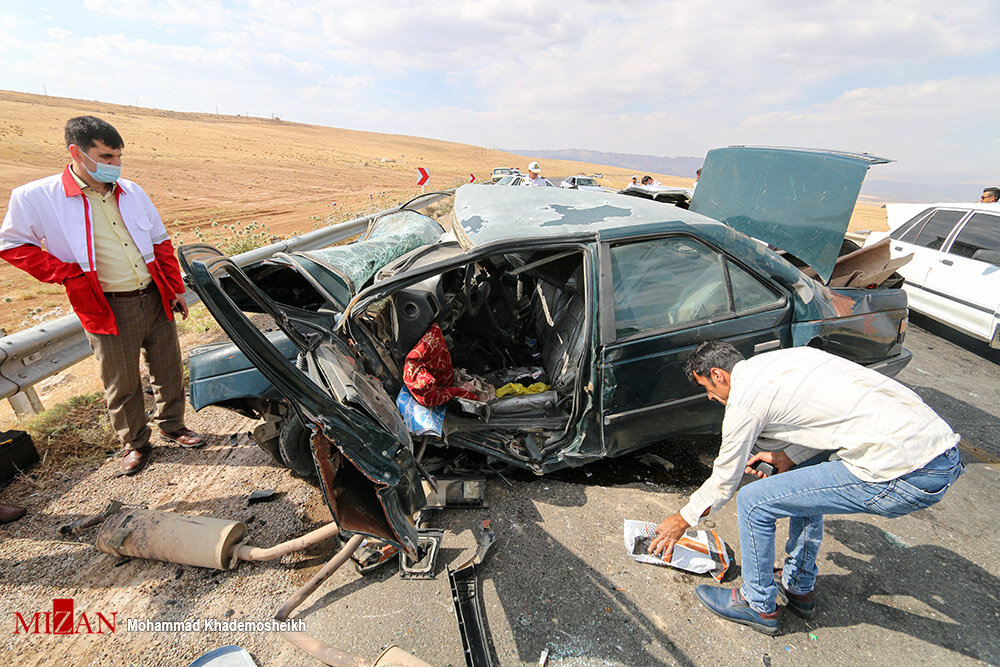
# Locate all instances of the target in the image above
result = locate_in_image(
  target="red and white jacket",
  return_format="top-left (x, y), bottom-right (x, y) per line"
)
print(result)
top-left (0, 165), bottom-right (185, 335)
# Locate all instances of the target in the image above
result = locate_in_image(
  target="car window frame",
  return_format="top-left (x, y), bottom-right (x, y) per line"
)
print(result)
top-left (895, 208), bottom-right (970, 250)
top-left (597, 232), bottom-right (788, 345)
top-left (941, 210), bottom-right (1000, 260)
top-left (889, 208), bottom-right (933, 241)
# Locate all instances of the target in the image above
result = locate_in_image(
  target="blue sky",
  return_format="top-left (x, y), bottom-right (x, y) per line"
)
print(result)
top-left (1, 0), bottom-right (998, 183)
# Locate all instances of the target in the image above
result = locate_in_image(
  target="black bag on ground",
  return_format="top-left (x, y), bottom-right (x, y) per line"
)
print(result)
top-left (0, 430), bottom-right (39, 485)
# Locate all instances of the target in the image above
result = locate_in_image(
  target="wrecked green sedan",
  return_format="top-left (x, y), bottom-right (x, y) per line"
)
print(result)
top-left (179, 147), bottom-right (911, 556)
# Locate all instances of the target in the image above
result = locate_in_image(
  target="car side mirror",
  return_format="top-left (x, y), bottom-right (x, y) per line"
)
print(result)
top-left (972, 249), bottom-right (1000, 266)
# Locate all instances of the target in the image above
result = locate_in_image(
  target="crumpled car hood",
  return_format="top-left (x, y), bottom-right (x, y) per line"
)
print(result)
top-left (690, 147), bottom-right (891, 283)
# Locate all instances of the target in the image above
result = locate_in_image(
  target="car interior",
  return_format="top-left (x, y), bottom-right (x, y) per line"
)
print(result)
top-left (350, 247), bottom-right (590, 467)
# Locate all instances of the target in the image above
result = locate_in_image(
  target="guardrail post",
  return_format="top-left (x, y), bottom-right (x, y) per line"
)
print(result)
top-left (8, 386), bottom-right (43, 418)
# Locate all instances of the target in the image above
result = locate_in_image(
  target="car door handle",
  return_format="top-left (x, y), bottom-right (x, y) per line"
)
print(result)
top-left (754, 340), bottom-right (781, 354)
top-left (941, 259), bottom-right (953, 266)
top-left (894, 246), bottom-right (903, 251)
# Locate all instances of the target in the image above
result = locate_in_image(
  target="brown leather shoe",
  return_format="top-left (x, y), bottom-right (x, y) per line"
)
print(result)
top-left (121, 448), bottom-right (150, 475)
top-left (159, 427), bottom-right (204, 449)
top-left (0, 503), bottom-right (26, 524)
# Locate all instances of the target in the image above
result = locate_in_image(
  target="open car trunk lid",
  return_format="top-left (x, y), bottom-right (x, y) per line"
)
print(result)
top-left (690, 146), bottom-right (891, 283)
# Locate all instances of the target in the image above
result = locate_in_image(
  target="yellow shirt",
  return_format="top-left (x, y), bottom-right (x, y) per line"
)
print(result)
top-left (69, 168), bottom-right (152, 292)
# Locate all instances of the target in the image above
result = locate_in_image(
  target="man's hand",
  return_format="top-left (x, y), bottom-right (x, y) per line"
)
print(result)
top-left (169, 297), bottom-right (189, 320)
top-left (648, 513), bottom-right (690, 560)
top-left (745, 450), bottom-right (794, 478)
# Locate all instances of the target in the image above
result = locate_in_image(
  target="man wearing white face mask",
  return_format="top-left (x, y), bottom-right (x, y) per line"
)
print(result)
top-left (0, 116), bottom-right (202, 475)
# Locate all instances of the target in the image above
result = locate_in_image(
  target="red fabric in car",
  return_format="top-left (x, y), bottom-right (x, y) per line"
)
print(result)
top-left (403, 324), bottom-right (479, 407)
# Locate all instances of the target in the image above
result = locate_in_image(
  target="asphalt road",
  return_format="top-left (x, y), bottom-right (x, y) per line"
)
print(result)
top-left (292, 319), bottom-right (1000, 666)
top-left (894, 313), bottom-right (1000, 461)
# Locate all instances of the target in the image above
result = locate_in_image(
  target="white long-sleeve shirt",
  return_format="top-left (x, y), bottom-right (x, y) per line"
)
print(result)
top-left (679, 347), bottom-right (959, 526)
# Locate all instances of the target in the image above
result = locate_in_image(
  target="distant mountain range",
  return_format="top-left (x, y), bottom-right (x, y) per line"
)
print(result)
top-left (509, 148), bottom-right (991, 204)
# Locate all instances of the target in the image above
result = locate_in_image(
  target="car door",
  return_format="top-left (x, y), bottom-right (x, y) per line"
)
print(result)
top-left (181, 246), bottom-right (427, 557)
top-left (596, 233), bottom-right (792, 457)
top-left (919, 211), bottom-right (1000, 343)
top-left (888, 208), bottom-right (968, 315)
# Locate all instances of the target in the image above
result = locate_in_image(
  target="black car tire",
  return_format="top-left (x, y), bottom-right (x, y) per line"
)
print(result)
top-left (279, 414), bottom-right (317, 479)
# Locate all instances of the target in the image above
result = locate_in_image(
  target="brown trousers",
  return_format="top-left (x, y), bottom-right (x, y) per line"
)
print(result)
top-left (84, 290), bottom-right (185, 451)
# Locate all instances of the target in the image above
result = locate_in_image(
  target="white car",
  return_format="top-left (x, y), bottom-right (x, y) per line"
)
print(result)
top-left (865, 202), bottom-right (1000, 347)
top-left (491, 167), bottom-right (513, 183)
top-left (559, 175), bottom-right (602, 191)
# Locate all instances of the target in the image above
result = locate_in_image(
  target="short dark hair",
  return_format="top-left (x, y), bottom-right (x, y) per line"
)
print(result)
top-left (684, 341), bottom-right (745, 384)
top-left (65, 116), bottom-right (124, 151)
top-left (696, 168), bottom-right (702, 176)
top-left (983, 187), bottom-right (1000, 200)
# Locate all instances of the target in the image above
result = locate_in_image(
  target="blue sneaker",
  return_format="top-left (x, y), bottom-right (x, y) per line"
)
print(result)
top-left (695, 585), bottom-right (782, 635)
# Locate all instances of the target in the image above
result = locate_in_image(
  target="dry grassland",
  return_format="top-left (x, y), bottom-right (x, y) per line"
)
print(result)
top-left (0, 89), bottom-right (886, 335)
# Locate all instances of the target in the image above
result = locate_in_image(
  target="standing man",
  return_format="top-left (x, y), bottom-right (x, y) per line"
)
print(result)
top-left (0, 116), bottom-right (202, 475)
top-left (522, 161), bottom-right (549, 186)
top-left (649, 341), bottom-right (962, 635)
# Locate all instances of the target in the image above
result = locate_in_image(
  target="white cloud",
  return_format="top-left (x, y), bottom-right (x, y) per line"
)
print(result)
top-left (2, 0), bottom-right (997, 178)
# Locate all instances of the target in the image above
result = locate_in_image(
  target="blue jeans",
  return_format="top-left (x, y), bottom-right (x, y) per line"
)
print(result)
top-left (736, 446), bottom-right (963, 613)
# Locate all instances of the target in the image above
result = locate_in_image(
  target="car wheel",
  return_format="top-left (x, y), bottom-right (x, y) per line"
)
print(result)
top-left (279, 414), bottom-right (317, 479)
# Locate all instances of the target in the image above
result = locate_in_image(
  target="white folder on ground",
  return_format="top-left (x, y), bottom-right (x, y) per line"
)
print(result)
top-left (623, 519), bottom-right (730, 582)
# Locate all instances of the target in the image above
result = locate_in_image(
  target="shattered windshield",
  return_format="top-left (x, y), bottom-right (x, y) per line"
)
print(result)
top-left (296, 211), bottom-right (443, 305)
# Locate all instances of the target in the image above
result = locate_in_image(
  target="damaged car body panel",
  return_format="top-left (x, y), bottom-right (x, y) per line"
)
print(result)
top-left (690, 146), bottom-right (892, 283)
top-left (181, 245), bottom-right (426, 557)
top-left (181, 147), bottom-right (910, 554)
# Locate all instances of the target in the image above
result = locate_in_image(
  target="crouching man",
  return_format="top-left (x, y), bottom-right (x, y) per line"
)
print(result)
top-left (649, 341), bottom-right (963, 635)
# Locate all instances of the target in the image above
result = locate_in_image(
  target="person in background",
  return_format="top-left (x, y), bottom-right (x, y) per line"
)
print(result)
top-left (641, 175), bottom-right (662, 187)
top-left (650, 341), bottom-right (963, 635)
top-left (0, 116), bottom-right (203, 476)
top-left (629, 175), bottom-right (639, 187)
top-left (523, 161), bottom-right (549, 186)
top-left (981, 187), bottom-right (999, 203)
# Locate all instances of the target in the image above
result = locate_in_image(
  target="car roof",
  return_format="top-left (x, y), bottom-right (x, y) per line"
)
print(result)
top-left (891, 202), bottom-right (1000, 212)
top-left (451, 183), bottom-right (721, 248)
top-left (885, 202), bottom-right (1000, 230)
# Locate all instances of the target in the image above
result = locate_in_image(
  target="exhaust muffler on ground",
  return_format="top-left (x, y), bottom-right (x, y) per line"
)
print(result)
top-left (92, 507), bottom-right (432, 666)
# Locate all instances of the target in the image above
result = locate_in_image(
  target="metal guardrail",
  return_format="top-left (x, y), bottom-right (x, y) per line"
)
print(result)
top-left (0, 191), bottom-right (453, 409)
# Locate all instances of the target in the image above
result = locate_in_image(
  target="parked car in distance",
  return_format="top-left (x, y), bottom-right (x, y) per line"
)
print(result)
top-left (495, 174), bottom-right (524, 186)
top-left (560, 175), bottom-right (602, 191)
top-left (180, 146), bottom-right (911, 556)
top-left (619, 184), bottom-right (692, 208)
top-left (865, 202), bottom-right (1000, 347)
top-left (491, 167), bottom-right (522, 183)
top-left (497, 174), bottom-right (554, 187)
top-left (491, 167), bottom-right (512, 183)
